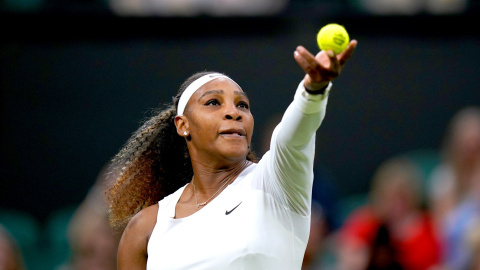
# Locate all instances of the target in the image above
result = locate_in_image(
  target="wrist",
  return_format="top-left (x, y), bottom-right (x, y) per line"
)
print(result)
top-left (305, 82), bottom-right (330, 95)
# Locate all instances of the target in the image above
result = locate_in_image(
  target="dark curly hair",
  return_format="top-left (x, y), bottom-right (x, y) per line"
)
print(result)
top-left (106, 71), bottom-right (258, 230)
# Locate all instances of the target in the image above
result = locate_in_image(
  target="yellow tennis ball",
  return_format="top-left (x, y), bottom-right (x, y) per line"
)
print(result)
top-left (317, 23), bottom-right (350, 54)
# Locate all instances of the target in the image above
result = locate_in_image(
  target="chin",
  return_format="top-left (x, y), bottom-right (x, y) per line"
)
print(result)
top-left (222, 146), bottom-right (249, 161)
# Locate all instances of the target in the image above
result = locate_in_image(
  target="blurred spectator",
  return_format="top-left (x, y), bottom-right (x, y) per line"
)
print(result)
top-left (336, 156), bottom-right (441, 270)
top-left (108, 0), bottom-right (288, 16)
top-left (466, 217), bottom-right (480, 270)
top-left (350, 0), bottom-right (468, 15)
top-left (57, 163), bottom-right (121, 270)
top-left (365, 224), bottom-right (402, 270)
top-left (302, 200), bottom-right (329, 270)
top-left (428, 106), bottom-right (480, 270)
top-left (352, 0), bottom-right (423, 15)
top-left (0, 224), bottom-right (25, 270)
top-left (424, 0), bottom-right (469, 14)
top-left (429, 107), bottom-right (480, 225)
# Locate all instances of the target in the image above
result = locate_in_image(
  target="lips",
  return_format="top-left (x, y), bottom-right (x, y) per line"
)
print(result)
top-left (219, 129), bottom-right (246, 137)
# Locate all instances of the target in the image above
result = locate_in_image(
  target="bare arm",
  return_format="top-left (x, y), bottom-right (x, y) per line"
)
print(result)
top-left (117, 204), bottom-right (158, 270)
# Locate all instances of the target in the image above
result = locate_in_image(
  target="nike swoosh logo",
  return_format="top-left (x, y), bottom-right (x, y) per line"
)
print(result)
top-left (225, 202), bottom-right (242, 215)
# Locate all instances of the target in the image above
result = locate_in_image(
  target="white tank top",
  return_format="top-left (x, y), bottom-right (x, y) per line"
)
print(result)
top-left (146, 81), bottom-right (331, 270)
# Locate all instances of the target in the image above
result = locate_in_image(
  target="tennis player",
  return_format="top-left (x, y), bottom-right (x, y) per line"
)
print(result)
top-left (107, 41), bottom-right (357, 269)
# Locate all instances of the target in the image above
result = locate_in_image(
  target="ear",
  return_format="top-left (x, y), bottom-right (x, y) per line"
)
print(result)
top-left (174, 115), bottom-right (189, 137)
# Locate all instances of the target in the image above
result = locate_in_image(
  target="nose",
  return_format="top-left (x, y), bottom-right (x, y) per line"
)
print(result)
top-left (224, 104), bottom-right (242, 121)
top-left (225, 114), bottom-right (242, 121)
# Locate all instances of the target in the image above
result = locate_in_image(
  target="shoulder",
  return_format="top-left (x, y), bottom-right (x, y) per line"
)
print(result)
top-left (117, 203), bottom-right (159, 268)
top-left (124, 203), bottom-right (159, 242)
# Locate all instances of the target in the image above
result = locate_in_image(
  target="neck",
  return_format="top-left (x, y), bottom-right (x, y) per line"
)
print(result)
top-left (191, 159), bottom-right (250, 196)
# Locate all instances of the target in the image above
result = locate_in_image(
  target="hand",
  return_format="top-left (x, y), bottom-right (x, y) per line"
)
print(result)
top-left (294, 40), bottom-right (357, 91)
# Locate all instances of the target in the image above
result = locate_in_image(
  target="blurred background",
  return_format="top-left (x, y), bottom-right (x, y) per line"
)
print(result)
top-left (1, 0), bottom-right (480, 269)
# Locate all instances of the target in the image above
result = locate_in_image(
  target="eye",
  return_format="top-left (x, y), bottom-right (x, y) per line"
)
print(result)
top-left (237, 101), bottom-right (249, 109)
top-left (205, 99), bottom-right (220, 106)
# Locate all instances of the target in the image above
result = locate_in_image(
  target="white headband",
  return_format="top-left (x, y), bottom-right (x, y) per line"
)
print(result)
top-left (176, 73), bottom-right (235, 116)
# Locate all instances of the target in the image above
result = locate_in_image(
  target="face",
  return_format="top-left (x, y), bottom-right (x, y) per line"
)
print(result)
top-left (176, 78), bottom-right (254, 164)
top-left (451, 115), bottom-right (480, 162)
top-left (375, 175), bottom-right (417, 222)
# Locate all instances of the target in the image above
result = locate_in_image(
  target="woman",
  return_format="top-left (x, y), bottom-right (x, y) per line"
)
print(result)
top-left (106, 41), bottom-right (357, 269)
top-left (337, 157), bottom-right (441, 270)
top-left (428, 107), bottom-right (480, 227)
top-left (427, 107), bottom-right (480, 269)
top-left (59, 162), bottom-right (120, 270)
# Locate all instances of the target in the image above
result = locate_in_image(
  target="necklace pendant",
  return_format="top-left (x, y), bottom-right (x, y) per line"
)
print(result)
top-left (197, 202), bottom-right (207, 207)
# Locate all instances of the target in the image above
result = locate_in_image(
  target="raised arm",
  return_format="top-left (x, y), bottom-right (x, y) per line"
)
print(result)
top-left (258, 41), bottom-right (358, 215)
top-left (279, 40), bottom-right (358, 146)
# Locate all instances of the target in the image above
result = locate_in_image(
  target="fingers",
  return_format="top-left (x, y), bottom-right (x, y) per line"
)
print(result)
top-left (294, 46), bottom-right (331, 82)
top-left (294, 46), bottom-right (322, 75)
top-left (299, 46), bottom-right (321, 71)
top-left (293, 46), bottom-right (311, 71)
top-left (338, 40), bottom-right (358, 66)
top-left (326, 49), bottom-right (340, 75)
top-left (294, 41), bottom-right (358, 87)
